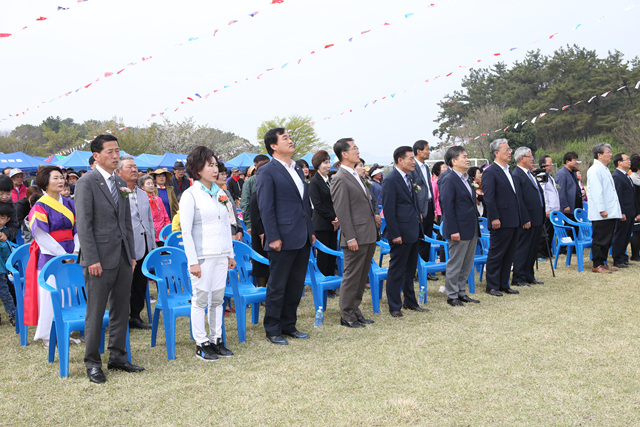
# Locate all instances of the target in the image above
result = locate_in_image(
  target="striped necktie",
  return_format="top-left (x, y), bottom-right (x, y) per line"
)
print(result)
top-left (109, 175), bottom-right (119, 209)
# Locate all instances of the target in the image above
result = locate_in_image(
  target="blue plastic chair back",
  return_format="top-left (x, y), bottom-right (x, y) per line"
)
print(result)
top-left (550, 210), bottom-right (592, 272)
top-left (165, 231), bottom-right (184, 248)
top-left (158, 224), bottom-right (173, 242)
top-left (6, 243), bottom-right (30, 345)
top-left (574, 208), bottom-right (590, 224)
top-left (142, 247), bottom-right (192, 359)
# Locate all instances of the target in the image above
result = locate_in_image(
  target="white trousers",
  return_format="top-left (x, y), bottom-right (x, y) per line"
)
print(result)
top-left (33, 273), bottom-right (56, 343)
top-left (190, 257), bottom-right (228, 345)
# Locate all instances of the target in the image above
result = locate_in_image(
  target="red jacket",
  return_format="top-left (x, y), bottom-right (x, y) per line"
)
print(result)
top-left (12, 184), bottom-right (27, 203)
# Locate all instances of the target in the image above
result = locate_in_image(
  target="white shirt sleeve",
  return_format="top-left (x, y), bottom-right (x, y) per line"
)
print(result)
top-left (32, 227), bottom-right (68, 257)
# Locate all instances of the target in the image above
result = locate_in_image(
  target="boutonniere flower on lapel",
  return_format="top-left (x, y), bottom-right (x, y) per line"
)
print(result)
top-left (305, 178), bottom-right (310, 184)
top-left (218, 193), bottom-right (229, 205)
top-left (471, 182), bottom-right (479, 190)
top-left (119, 187), bottom-right (132, 198)
top-left (413, 183), bottom-right (421, 193)
top-left (555, 183), bottom-right (561, 190)
top-left (364, 180), bottom-right (372, 188)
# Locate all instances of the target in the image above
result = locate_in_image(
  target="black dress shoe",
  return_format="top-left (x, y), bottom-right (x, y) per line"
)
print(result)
top-left (447, 298), bottom-right (465, 307)
top-left (630, 256), bottom-right (640, 262)
top-left (503, 288), bottom-right (519, 294)
top-left (426, 273), bottom-right (439, 281)
top-left (626, 262), bottom-right (635, 266)
top-left (107, 360), bottom-right (145, 373)
top-left (390, 310), bottom-right (403, 317)
top-left (282, 330), bottom-right (309, 339)
top-left (357, 316), bottom-right (374, 324)
top-left (529, 280), bottom-right (545, 285)
top-left (485, 289), bottom-right (503, 297)
top-left (511, 281), bottom-right (529, 287)
top-left (266, 335), bottom-right (288, 345)
top-left (87, 367), bottom-right (106, 384)
top-left (341, 318), bottom-right (365, 328)
top-left (129, 317), bottom-right (152, 330)
top-left (613, 263), bottom-right (629, 268)
top-left (459, 295), bottom-right (480, 303)
top-left (403, 305), bottom-right (429, 312)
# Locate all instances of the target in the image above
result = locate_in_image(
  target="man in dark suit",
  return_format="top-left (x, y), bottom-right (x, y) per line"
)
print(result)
top-left (482, 138), bottom-right (521, 297)
top-left (511, 147), bottom-right (546, 286)
top-left (169, 161), bottom-right (191, 198)
top-left (117, 155), bottom-right (156, 330)
top-left (611, 153), bottom-right (639, 268)
top-left (75, 134), bottom-right (143, 384)
top-left (382, 146), bottom-right (428, 317)
top-left (409, 140), bottom-right (437, 280)
top-left (331, 138), bottom-right (378, 327)
top-left (256, 128), bottom-right (315, 345)
top-left (439, 146), bottom-right (481, 307)
top-left (555, 151), bottom-right (582, 220)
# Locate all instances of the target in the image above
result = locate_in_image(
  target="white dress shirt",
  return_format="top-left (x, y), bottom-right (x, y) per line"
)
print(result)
top-left (274, 157), bottom-right (304, 199)
top-left (414, 159), bottom-right (432, 200)
top-left (498, 162), bottom-right (516, 193)
top-left (341, 165), bottom-right (368, 196)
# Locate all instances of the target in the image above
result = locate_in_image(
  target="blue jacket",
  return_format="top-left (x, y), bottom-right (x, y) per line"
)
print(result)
top-left (256, 159), bottom-right (314, 251)
top-left (0, 227), bottom-right (11, 274)
top-left (482, 162), bottom-right (521, 229)
top-left (440, 170), bottom-right (479, 240)
top-left (381, 168), bottom-right (422, 243)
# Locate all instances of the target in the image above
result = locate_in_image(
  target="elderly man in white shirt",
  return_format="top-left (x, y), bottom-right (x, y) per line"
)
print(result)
top-left (587, 143), bottom-right (622, 273)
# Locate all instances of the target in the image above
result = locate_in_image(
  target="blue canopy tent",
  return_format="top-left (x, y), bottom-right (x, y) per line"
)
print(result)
top-left (55, 151), bottom-right (93, 170)
top-left (154, 152), bottom-right (189, 170)
top-left (135, 154), bottom-right (162, 169)
top-left (224, 152), bottom-right (270, 169)
top-left (0, 151), bottom-right (45, 173)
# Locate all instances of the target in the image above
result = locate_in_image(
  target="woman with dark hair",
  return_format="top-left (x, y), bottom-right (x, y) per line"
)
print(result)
top-left (296, 159), bottom-right (310, 182)
top-left (249, 160), bottom-right (271, 287)
top-left (215, 162), bottom-right (243, 242)
top-left (181, 146), bottom-right (236, 361)
top-left (150, 168), bottom-right (179, 219)
top-left (309, 150), bottom-right (339, 280)
top-left (431, 161), bottom-right (448, 224)
top-left (467, 166), bottom-right (487, 218)
top-left (628, 154), bottom-right (640, 261)
top-left (24, 165), bottom-right (80, 346)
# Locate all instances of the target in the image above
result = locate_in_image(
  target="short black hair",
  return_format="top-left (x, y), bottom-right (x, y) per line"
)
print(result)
top-left (36, 165), bottom-right (64, 191)
top-left (467, 166), bottom-right (482, 180)
top-left (186, 146), bottom-right (217, 180)
top-left (217, 161), bottom-right (227, 174)
top-left (432, 161), bottom-right (446, 176)
top-left (413, 140), bottom-right (429, 156)
top-left (264, 128), bottom-right (286, 156)
top-left (295, 159), bottom-right (309, 170)
top-left (630, 154), bottom-right (640, 173)
top-left (253, 154), bottom-right (270, 164)
top-left (311, 150), bottom-right (330, 170)
top-left (444, 146), bottom-right (466, 168)
top-left (333, 138), bottom-right (353, 162)
top-left (613, 153), bottom-right (626, 168)
top-left (29, 193), bottom-right (42, 207)
top-left (90, 134), bottom-right (118, 153)
top-left (539, 155), bottom-right (552, 167)
top-left (393, 146), bottom-right (413, 164)
top-left (0, 174), bottom-right (14, 192)
top-left (563, 152), bottom-right (578, 164)
top-left (0, 201), bottom-right (12, 218)
top-left (89, 156), bottom-right (96, 166)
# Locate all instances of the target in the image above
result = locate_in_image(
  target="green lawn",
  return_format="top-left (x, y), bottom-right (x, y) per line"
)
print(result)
top-left (1, 255), bottom-right (639, 425)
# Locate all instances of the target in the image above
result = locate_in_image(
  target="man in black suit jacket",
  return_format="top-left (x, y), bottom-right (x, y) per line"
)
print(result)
top-left (511, 147), bottom-right (546, 286)
top-left (256, 128), bottom-right (315, 345)
top-left (555, 151), bottom-right (582, 219)
top-left (439, 146), bottom-right (481, 307)
top-left (381, 146), bottom-right (428, 317)
top-left (409, 140), bottom-right (437, 281)
top-left (75, 134), bottom-right (143, 384)
top-left (611, 153), bottom-right (639, 268)
top-left (482, 139), bottom-right (521, 297)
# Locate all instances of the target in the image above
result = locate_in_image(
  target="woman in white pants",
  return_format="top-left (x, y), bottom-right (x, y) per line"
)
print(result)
top-left (180, 146), bottom-right (236, 361)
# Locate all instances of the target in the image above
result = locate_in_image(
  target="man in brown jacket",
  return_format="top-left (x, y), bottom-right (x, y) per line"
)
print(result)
top-left (331, 138), bottom-right (379, 327)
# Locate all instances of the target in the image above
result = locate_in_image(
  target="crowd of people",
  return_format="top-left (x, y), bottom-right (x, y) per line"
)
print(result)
top-left (0, 129), bottom-right (636, 384)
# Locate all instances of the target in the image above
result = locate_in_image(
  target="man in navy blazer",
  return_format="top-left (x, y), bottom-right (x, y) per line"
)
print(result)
top-left (482, 139), bottom-right (521, 297)
top-left (611, 153), bottom-right (639, 267)
top-left (511, 147), bottom-right (546, 286)
top-left (381, 146), bottom-right (428, 317)
top-left (439, 146), bottom-right (481, 307)
top-left (555, 151), bottom-right (582, 219)
top-left (409, 140), bottom-right (437, 280)
top-left (256, 128), bottom-right (315, 345)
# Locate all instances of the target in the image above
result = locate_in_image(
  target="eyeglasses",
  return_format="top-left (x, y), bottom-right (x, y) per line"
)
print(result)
top-left (347, 146), bottom-right (359, 151)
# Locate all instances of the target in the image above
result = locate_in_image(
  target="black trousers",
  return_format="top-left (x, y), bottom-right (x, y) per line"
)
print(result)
top-left (385, 240), bottom-right (419, 312)
top-left (538, 217), bottom-right (554, 258)
top-left (263, 243), bottom-right (310, 336)
top-left (486, 227), bottom-right (518, 291)
top-left (513, 224), bottom-right (542, 283)
top-left (592, 219), bottom-right (616, 268)
top-left (130, 249), bottom-right (149, 322)
top-left (418, 201), bottom-right (435, 262)
top-left (315, 229), bottom-right (337, 277)
top-left (611, 217), bottom-right (634, 265)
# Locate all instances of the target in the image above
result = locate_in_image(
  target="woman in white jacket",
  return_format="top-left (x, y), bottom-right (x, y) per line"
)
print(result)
top-left (181, 146), bottom-right (236, 361)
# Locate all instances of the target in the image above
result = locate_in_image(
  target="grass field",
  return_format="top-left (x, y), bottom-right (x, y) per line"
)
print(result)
top-left (1, 254), bottom-right (639, 426)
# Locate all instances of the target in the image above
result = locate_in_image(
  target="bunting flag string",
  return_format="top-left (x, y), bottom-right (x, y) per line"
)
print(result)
top-left (0, 1), bottom-right (89, 40)
top-left (140, 3), bottom-right (635, 125)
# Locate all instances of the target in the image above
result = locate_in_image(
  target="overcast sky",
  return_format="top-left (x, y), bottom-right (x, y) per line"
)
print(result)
top-left (1, 0), bottom-right (638, 163)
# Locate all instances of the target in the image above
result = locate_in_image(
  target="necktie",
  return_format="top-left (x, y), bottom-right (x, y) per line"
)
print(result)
top-left (109, 175), bottom-right (119, 210)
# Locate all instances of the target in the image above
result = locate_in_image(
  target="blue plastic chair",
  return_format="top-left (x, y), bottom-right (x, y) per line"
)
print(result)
top-left (468, 237), bottom-right (489, 294)
top-left (158, 224), bottom-right (173, 243)
top-left (39, 254), bottom-right (131, 378)
top-left (368, 255), bottom-right (388, 314)
top-left (165, 231), bottom-right (184, 248)
top-left (574, 208), bottom-right (590, 225)
top-left (227, 241), bottom-right (268, 342)
top-left (477, 217), bottom-right (491, 250)
top-left (416, 235), bottom-right (449, 302)
top-left (306, 240), bottom-right (344, 312)
top-left (6, 243), bottom-right (30, 346)
top-left (378, 218), bottom-right (390, 266)
top-left (549, 210), bottom-right (592, 272)
top-left (142, 247), bottom-right (193, 360)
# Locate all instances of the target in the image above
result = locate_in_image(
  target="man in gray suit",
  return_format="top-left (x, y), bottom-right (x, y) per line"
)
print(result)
top-left (76, 134), bottom-right (144, 384)
top-left (117, 155), bottom-right (156, 330)
top-left (331, 138), bottom-right (378, 328)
